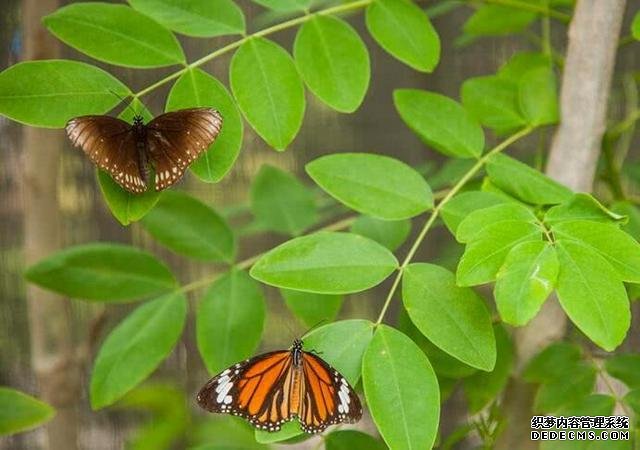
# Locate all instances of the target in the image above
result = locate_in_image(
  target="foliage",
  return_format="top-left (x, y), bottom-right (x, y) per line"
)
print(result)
top-left (0, 388), bottom-right (55, 436)
top-left (2, 0), bottom-right (640, 448)
top-left (524, 342), bottom-right (636, 450)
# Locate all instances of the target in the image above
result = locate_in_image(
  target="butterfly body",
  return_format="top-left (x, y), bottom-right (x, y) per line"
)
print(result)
top-left (66, 108), bottom-right (222, 193)
top-left (197, 339), bottom-right (362, 434)
top-left (130, 115), bottom-right (149, 185)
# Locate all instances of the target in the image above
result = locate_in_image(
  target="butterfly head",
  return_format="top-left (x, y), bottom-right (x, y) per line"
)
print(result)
top-left (132, 115), bottom-right (144, 126)
top-left (292, 338), bottom-right (304, 367)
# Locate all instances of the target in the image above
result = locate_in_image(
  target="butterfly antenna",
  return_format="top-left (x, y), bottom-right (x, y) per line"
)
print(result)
top-left (301, 319), bottom-right (328, 340)
top-left (108, 89), bottom-right (138, 117)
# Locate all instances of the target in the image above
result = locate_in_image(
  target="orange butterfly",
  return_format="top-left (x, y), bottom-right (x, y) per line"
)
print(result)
top-left (197, 338), bottom-right (362, 433)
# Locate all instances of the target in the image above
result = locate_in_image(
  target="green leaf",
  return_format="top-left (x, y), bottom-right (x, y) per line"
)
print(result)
top-left (555, 240), bottom-right (630, 351)
top-left (196, 270), bottom-right (265, 374)
top-left (632, 11), bottom-right (640, 40)
top-left (480, 176), bottom-right (523, 203)
top-left (628, 283), bottom-right (640, 301)
top-left (250, 165), bottom-right (317, 236)
top-left (363, 325), bottom-right (439, 450)
top-left (462, 324), bottom-right (513, 413)
top-left (397, 307), bottom-right (477, 379)
top-left (294, 15), bottom-right (369, 112)
top-left (254, 421), bottom-right (301, 444)
top-left (191, 417), bottom-right (269, 450)
top-left (167, 68), bottom-right (243, 182)
top-left (556, 393), bottom-right (614, 416)
top-left (624, 389), bottom-right (640, 414)
top-left (519, 67), bottom-right (559, 126)
top-left (127, 0), bottom-right (245, 37)
top-left (440, 191), bottom-right (507, 234)
top-left (612, 201), bottom-right (640, 239)
top-left (98, 170), bottom-right (161, 226)
top-left (0, 388), bottom-right (55, 436)
top-left (498, 52), bottom-right (552, 81)
top-left (457, 221), bottom-right (542, 286)
top-left (534, 361), bottom-right (596, 412)
top-left (256, 319), bottom-right (373, 443)
top-left (25, 243), bottom-right (176, 301)
top-left (117, 384), bottom-right (188, 450)
top-left (523, 342), bottom-right (583, 383)
top-left (546, 193), bottom-right (626, 225)
top-left (141, 191), bottom-right (235, 262)
top-left (486, 154), bottom-right (573, 204)
top-left (306, 153), bottom-right (433, 220)
top-left (403, 263), bottom-right (496, 371)
top-left (118, 96), bottom-right (153, 124)
top-left (90, 292), bottom-right (187, 409)
top-left (97, 101), bottom-right (160, 225)
top-left (230, 37), bottom-right (305, 150)
top-left (438, 378), bottom-right (459, 405)
top-left (439, 422), bottom-right (474, 450)
top-left (605, 354), bottom-right (640, 388)
top-left (326, 430), bottom-right (388, 450)
top-left (44, 3), bottom-right (185, 67)
top-left (250, 232), bottom-right (398, 294)
top-left (366, 0), bottom-right (440, 72)
top-left (552, 220), bottom-right (640, 283)
top-left (463, 4), bottom-right (537, 36)
top-left (252, 0), bottom-right (309, 11)
top-left (304, 319), bottom-right (374, 384)
top-left (461, 76), bottom-right (526, 134)
top-left (456, 203), bottom-right (537, 243)
top-left (495, 241), bottom-right (558, 326)
top-left (394, 89), bottom-right (484, 158)
top-left (350, 216), bottom-right (411, 251)
top-left (428, 158), bottom-right (476, 190)
top-left (0, 60), bottom-right (128, 127)
top-left (281, 289), bottom-right (343, 328)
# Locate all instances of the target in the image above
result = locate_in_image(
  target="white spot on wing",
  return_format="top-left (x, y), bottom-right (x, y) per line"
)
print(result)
top-left (216, 380), bottom-right (233, 404)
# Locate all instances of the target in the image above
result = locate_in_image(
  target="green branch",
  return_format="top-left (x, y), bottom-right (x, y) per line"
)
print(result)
top-left (374, 126), bottom-right (535, 326)
top-left (134, 0), bottom-right (372, 99)
top-left (476, 0), bottom-right (571, 23)
top-left (606, 109), bottom-right (640, 141)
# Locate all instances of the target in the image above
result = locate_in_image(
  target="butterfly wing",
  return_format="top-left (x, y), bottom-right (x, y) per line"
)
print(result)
top-left (66, 116), bottom-right (146, 193)
top-left (146, 108), bottom-right (222, 191)
top-left (197, 350), bottom-right (297, 432)
top-left (298, 352), bottom-right (363, 434)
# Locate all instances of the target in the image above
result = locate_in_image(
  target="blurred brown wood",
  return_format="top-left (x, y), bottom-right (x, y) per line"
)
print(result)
top-left (23, 0), bottom-right (80, 449)
top-left (498, 1), bottom-right (628, 449)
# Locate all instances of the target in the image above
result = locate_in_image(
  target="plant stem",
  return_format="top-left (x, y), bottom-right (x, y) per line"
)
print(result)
top-left (591, 357), bottom-right (633, 417)
top-left (606, 109), bottom-right (640, 141)
top-left (374, 126), bottom-right (534, 326)
top-left (478, 0), bottom-right (571, 22)
top-left (540, 0), bottom-right (552, 56)
top-left (524, 31), bottom-right (565, 68)
top-left (134, 0), bottom-right (372, 99)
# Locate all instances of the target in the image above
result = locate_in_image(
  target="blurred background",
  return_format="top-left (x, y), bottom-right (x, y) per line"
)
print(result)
top-left (1, 1), bottom-right (639, 449)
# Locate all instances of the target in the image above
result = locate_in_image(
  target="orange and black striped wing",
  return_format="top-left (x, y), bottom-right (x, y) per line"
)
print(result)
top-left (146, 108), bottom-right (222, 191)
top-left (65, 116), bottom-right (146, 193)
top-left (298, 352), bottom-right (362, 434)
top-left (197, 350), bottom-right (296, 432)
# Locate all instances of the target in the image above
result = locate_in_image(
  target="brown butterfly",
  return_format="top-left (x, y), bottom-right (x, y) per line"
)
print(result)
top-left (66, 108), bottom-right (222, 193)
